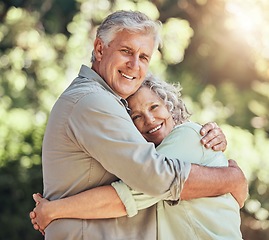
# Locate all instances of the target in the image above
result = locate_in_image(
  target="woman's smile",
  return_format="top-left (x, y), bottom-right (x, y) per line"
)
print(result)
top-left (127, 87), bottom-right (175, 146)
top-left (147, 124), bottom-right (162, 134)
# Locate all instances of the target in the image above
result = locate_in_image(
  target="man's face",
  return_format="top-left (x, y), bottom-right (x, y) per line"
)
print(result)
top-left (93, 30), bottom-right (155, 99)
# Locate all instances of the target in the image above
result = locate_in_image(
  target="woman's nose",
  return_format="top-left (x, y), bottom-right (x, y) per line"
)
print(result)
top-left (145, 113), bottom-right (155, 124)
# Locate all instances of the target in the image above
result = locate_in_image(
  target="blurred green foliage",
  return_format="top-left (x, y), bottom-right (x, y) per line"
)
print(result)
top-left (1, 0), bottom-right (269, 239)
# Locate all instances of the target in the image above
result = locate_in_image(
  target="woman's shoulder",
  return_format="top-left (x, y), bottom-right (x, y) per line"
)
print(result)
top-left (157, 121), bottom-right (204, 163)
top-left (172, 121), bottom-right (202, 134)
top-left (161, 121), bottom-right (202, 147)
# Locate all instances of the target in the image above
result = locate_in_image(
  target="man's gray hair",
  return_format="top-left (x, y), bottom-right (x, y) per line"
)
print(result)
top-left (91, 10), bottom-right (162, 62)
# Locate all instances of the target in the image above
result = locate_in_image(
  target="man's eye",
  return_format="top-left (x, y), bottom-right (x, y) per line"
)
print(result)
top-left (140, 55), bottom-right (149, 62)
top-left (121, 49), bottom-right (131, 54)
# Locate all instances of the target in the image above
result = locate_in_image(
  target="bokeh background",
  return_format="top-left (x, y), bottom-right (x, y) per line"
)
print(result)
top-left (1, 0), bottom-right (269, 239)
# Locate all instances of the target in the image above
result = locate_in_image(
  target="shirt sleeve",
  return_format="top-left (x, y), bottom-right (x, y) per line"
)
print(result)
top-left (109, 123), bottom-right (202, 218)
top-left (112, 180), bottom-right (165, 217)
top-left (66, 90), bottom-right (191, 200)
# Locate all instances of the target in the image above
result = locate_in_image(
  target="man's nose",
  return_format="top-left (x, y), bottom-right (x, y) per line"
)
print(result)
top-left (127, 55), bottom-right (140, 70)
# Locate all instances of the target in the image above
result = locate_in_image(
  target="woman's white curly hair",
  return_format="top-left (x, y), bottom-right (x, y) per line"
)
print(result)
top-left (131, 73), bottom-right (191, 125)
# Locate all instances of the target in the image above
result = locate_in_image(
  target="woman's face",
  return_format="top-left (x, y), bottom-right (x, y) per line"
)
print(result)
top-left (127, 87), bottom-right (175, 146)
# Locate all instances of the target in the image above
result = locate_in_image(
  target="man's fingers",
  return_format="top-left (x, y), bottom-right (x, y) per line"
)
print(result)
top-left (228, 159), bottom-right (238, 168)
top-left (201, 123), bottom-right (227, 152)
top-left (202, 132), bottom-right (219, 147)
top-left (205, 134), bottom-right (225, 148)
top-left (210, 140), bottom-right (227, 152)
top-left (201, 126), bottom-right (221, 143)
top-left (208, 122), bottom-right (218, 129)
top-left (201, 122), bottom-right (218, 136)
top-left (212, 142), bottom-right (223, 151)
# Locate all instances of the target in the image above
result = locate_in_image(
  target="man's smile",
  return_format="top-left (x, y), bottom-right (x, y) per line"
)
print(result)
top-left (118, 70), bottom-right (136, 80)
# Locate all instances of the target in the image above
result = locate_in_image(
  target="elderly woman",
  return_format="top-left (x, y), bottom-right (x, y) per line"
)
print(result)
top-left (31, 74), bottom-right (244, 239)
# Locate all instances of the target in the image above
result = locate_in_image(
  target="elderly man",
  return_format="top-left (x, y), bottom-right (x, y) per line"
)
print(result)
top-left (31, 10), bottom-right (247, 239)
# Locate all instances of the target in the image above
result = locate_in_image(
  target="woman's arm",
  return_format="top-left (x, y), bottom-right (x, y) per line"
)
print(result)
top-left (31, 185), bottom-right (126, 231)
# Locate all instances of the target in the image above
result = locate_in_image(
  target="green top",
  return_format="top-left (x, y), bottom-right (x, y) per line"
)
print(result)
top-left (112, 122), bottom-right (242, 240)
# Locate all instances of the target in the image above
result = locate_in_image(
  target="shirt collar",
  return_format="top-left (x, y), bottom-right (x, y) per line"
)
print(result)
top-left (78, 64), bottom-right (130, 112)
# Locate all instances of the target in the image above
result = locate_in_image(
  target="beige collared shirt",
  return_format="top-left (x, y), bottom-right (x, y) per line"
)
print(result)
top-left (42, 65), bottom-right (190, 240)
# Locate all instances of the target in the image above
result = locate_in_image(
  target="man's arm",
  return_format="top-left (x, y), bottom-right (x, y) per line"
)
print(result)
top-left (30, 186), bottom-right (127, 232)
top-left (181, 160), bottom-right (248, 207)
top-left (72, 93), bottom-right (227, 199)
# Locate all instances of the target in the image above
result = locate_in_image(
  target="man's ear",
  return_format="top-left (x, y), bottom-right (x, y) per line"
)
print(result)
top-left (93, 38), bottom-right (104, 61)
